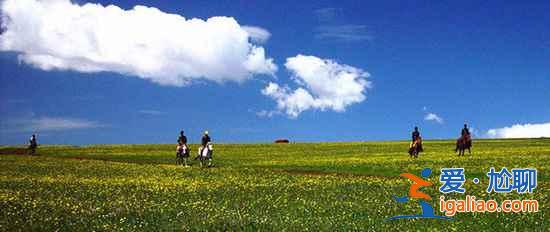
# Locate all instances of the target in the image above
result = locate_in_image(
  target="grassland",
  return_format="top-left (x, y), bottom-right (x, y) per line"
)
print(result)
top-left (0, 139), bottom-right (548, 231)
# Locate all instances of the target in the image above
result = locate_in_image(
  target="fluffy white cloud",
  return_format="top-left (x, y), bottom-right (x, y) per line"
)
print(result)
top-left (255, 109), bottom-right (278, 118)
top-left (424, 112), bottom-right (444, 124)
top-left (0, 0), bottom-right (277, 86)
top-left (486, 122), bottom-right (550, 138)
top-left (242, 26), bottom-right (271, 43)
top-left (262, 54), bottom-right (370, 118)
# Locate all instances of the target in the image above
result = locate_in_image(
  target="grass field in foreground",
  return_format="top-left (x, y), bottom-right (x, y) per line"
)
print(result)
top-left (0, 139), bottom-right (548, 231)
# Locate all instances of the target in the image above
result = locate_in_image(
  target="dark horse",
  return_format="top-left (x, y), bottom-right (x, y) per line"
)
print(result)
top-left (176, 144), bottom-right (189, 166)
top-left (28, 142), bottom-right (37, 155)
top-left (28, 135), bottom-right (37, 155)
top-left (408, 137), bottom-right (423, 158)
top-left (455, 135), bottom-right (472, 156)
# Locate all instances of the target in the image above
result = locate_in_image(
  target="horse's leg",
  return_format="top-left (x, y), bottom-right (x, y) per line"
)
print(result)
top-left (455, 142), bottom-right (459, 152)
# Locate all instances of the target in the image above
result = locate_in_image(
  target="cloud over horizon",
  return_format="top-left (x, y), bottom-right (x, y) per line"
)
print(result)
top-left (0, 0), bottom-right (277, 86)
top-left (486, 122), bottom-right (550, 138)
top-left (424, 112), bottom-right (444, 124)
top-left (1, 116), bottom-right (103, 133)
top-left (262, 54), bottom-right (370, 118)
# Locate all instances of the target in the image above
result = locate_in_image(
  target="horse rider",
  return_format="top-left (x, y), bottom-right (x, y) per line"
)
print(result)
top-left (195, 131), bottom-right (211, 160)
top-left (178, 130), bottom-right (188, 145)
top-left (457, 124), bottom-right (472, 154)
top-left (177, 130), bottom-right (190, 165)
top-left (411, 126), bottom-right (423, 152)
top-left (201, 131), bottom-right (211, 147)
top-left (29, 134), bottom-right (37, 154)
top-left (412, 127), bottom-right (420, 143)
top-left (461, 124), bottom-right (470, 138)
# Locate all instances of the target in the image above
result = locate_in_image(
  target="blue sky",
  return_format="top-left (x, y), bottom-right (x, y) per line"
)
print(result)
top-left (1, 0), bottom-right (549, 145)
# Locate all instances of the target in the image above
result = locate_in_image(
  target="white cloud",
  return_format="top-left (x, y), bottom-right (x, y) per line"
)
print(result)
top-left (0, 0), bottom-right (277, 86)
top-left (30, 117), bottom-right (102, 131)
top-left (486, 122), bottom-right (550, 138)
top-left (1, 116), bottom-right (103, 132)
top-left (315, 25), bottom-right (373, 42)
top-left (256, 110), bottom-right (278, 118)
top-left (262, 54), bottom-right (370, 118)
top-left (242, 25), bottom-right (271, 43)
top-left (424, 112), bottom-right (444, 124)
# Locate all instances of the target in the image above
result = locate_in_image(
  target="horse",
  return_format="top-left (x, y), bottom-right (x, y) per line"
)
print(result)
top-left (408, 137), bottom-right (423, 158)
top-left (455, 135), bottom-right (472, 156)
top-left (197, 142), bottom-right (213, 167)
top-left (28, 139), bottom-right (37, 155)
top-left (176, 144), bottom-right (189, 166)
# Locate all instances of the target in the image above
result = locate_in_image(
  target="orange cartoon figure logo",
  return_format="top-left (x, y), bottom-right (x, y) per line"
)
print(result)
top-left (387, 168), bottom-right (452, 220)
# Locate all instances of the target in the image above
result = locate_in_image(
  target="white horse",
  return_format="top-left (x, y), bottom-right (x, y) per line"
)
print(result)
top-left (198, 142), bottom-right (213, 167)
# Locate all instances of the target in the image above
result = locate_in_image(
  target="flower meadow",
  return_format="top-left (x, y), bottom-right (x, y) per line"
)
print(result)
top-left (0, 139), bottom-right (548, 231)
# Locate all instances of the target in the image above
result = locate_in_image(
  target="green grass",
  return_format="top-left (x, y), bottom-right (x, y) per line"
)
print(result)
top-left (0, 139), bottom-right (548, 231)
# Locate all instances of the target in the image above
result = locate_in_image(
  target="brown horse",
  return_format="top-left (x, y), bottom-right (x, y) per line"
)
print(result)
top-left (455, 135), bottom-right (472, 156)
top-left (408, 137), bottom-right (423, 158)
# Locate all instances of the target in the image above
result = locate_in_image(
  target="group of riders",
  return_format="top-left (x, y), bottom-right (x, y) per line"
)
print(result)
top-left (25, 131), bottom-right (215, 167)
top-left (175, 130), bottom-right (214, 167)
top-left (408, 124), bottom-right (472, 158)
top-left (27, 125), bottom-right (472, 161)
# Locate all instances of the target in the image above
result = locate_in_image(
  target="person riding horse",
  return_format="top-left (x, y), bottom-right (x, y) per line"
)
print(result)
top-left (176, 131), bottom-right (190, 166)
top-left (198, 142), bottom-right (214, 167)
top-left (195, 131), bottom-right (211, 160)
top-left (178, 130), bottom-right (188, 145)
top-left (201, 131), bottom-right (211, 147)
top-left (456, 124), bottom-right (472, 155)
top-left (28, 134), bottom-right (37, 155)
top-left (409, 127), bottom-right (423, 157)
